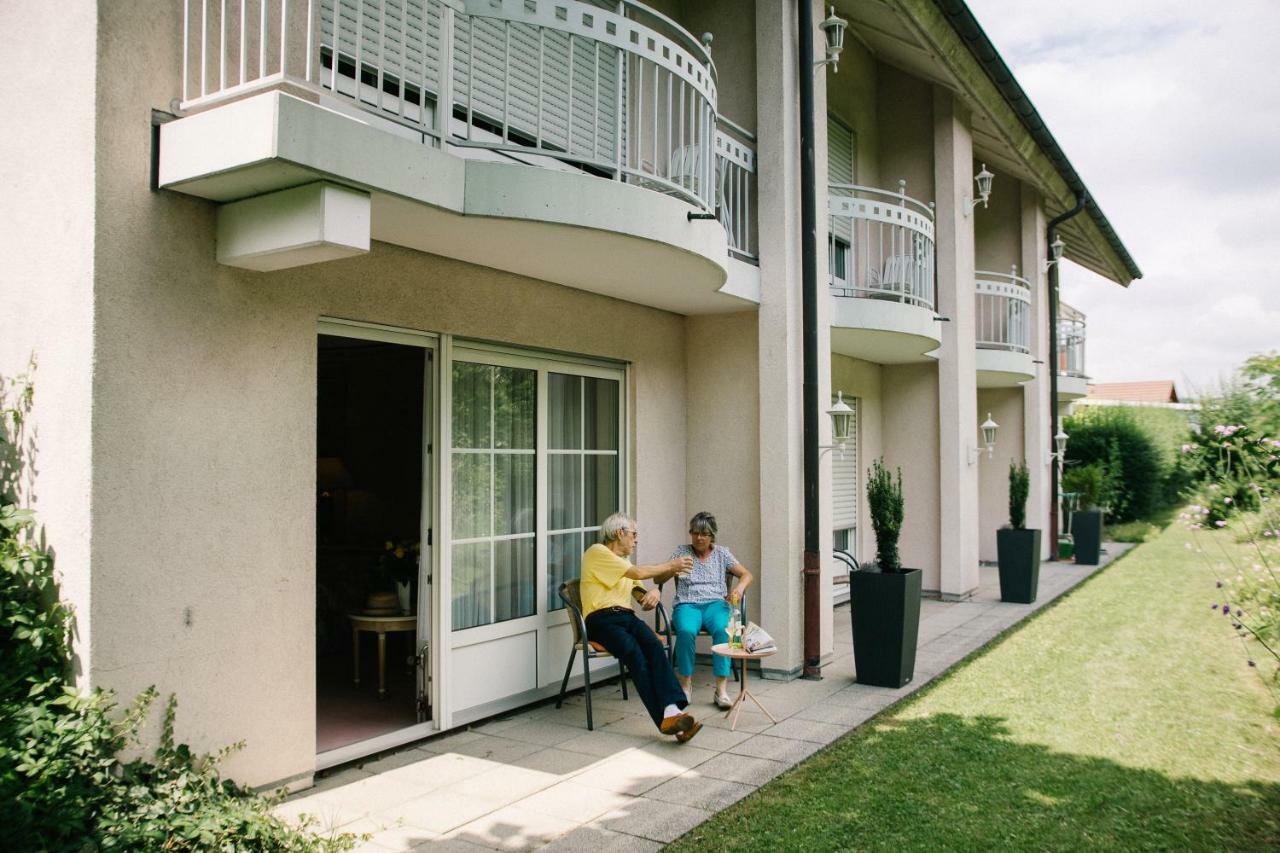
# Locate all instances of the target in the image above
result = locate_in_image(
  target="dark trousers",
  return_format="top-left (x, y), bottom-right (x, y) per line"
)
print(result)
top-left (585, 608), bottom-right (688, 727)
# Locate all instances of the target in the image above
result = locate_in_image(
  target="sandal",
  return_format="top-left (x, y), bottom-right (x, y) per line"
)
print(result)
top-left (714, 691), bottom-right (732, 710)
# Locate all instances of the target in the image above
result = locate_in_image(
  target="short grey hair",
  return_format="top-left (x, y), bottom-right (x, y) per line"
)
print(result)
top-left (600, 512), bottom-right (634, 545)
top-left (689, 511), bottom-right (717, 541)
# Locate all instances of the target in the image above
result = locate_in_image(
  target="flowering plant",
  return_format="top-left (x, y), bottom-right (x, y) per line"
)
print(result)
top-left (377, 539), bottom-right (420, 586)
top-left (1182, 423), bottom-right (1280, 715)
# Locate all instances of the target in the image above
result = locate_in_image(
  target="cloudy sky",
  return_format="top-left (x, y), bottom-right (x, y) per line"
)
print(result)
top-left (966, 0), bottom-right (1280, 397)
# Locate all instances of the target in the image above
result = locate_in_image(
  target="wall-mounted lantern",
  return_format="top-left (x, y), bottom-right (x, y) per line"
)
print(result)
top-left (1043, 235), bottom-right (1066, 271)
top-left (964, 164), bottom-right (995, 216)
top-left (969, 412), bottom-right (1000, 464)
top-left (821, 392), bottom-right (855, 458)
top-left (816, 6), bottom-right (848, 73)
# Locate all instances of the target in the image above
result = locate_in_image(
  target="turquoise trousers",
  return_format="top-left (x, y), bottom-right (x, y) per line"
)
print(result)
top-left (672, 599), bottom-right (732, 678)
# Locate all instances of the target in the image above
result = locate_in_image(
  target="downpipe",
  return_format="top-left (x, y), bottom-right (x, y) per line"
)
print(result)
top-left (799, 0), bottom-right (822, 679)
top-left (1047, 191), bottom-right (1086, 558)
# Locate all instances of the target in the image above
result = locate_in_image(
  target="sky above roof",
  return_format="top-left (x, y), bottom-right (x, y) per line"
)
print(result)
top-left (966, 0), bottom-right (1279, 397)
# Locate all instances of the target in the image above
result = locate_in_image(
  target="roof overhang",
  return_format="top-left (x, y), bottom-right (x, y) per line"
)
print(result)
top-left (835, 0), bottom-right (1142, 286)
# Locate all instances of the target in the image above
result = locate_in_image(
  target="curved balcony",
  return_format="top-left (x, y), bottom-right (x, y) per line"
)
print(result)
top-left (1057, 301), bottom-right (1089, 399)
top-left (974, 267), bottom-right (1034, 387)
top-left (828, 181), bottom-right (941, 364)
top-left (165, 0), bottom-right (758, 312)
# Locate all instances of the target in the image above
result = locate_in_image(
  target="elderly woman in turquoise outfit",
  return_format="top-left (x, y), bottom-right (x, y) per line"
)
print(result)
top-left (669, 511), bottom-right (754, 708)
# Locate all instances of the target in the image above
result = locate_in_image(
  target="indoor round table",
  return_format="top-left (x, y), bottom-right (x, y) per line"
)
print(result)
top-left (710, 643), bottom-right (778, 730)
top-left (348, 613), bottom-right (417, 698)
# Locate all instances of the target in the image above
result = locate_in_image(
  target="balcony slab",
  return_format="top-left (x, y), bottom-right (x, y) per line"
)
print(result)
top-left (159, 91), bottom-right (753, 314)
top-left (1058, 374), bottom-right (1089, 400)
top-left (830, 296), bottom-right (942, 364)
top-left (975, 349), bottom-right (1035, 388)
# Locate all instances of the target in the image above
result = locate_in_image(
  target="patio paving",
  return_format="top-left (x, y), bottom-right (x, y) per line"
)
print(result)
top-left (280, 546), bottom-right (1132, 851)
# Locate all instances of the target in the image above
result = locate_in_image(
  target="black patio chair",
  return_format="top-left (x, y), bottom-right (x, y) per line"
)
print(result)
top-left (555, 580), bottom-right (673, 730)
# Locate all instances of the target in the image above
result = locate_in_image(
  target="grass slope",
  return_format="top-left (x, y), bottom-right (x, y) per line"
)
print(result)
top-left (672, 521), bottom-right (1280, 851)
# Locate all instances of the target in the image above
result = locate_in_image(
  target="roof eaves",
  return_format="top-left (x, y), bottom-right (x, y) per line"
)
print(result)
top-left (931, 0), bottom-right (1143, 282)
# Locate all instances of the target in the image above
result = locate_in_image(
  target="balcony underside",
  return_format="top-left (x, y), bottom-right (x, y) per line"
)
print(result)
top-left (158, 91), bottom-right (758, 314)
top-left (975, 349), bottom-right (1035, 388)
top-left (1058, 374), bottom-right (1089, 400)
top-left (830, 296), bottom-right (941, 364)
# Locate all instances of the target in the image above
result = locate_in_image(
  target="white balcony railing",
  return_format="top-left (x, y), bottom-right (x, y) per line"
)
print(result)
top-left (974, 267), bottom-right (1031, 354)
top-left (178, 0), bottom-right (758, 261)
top-left (1058, 301), bottom-right (1087, 377)
top-left (827, 181), bottom-right (936, 310)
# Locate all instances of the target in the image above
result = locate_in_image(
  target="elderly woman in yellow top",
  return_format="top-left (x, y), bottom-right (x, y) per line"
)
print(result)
top-left (579, 512), bottom-right (702, 742)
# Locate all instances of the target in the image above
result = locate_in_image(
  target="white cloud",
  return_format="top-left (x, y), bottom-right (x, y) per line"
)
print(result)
top-left (967, 0), bottom-right (1280, 395)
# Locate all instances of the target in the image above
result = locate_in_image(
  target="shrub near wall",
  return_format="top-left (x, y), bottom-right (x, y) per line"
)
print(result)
top-left (1064, 407), bottom-right (1173, 522)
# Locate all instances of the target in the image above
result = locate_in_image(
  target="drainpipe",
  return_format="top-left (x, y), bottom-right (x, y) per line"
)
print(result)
top-left (799, 0), bottom-right (822, 679)
top-left (1047, 191), bottom-right (1086, 558)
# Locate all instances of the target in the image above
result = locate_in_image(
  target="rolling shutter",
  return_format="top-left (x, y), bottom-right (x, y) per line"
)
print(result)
top-left (321, 1), bottom-right (444, 98)
top-left (832, 395), bottom-right (858, 530)
top-left (828, 115), bottom-right (855, 245)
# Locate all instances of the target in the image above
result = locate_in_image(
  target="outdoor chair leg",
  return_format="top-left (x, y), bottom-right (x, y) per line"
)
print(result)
top-left (557, 647), bottom-right (576, 709)
top-left (582, 651), bottom-right (594, 730)
top-left (619, 661), bottom-right (628, 700)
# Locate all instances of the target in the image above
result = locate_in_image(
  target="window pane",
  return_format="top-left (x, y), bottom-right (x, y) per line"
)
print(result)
top-left (549, 373), bottom-right (582, 450)
top-left (583, 378), bottom-right (619, 450)
top-left (584, 455), bottom-right (618, 529)
top-left (451, 453), bottom-right (491, 540)
top-left (452, 362), bottom-right (492, 449)
top-left (495, 536), bottom-right (536, 622)
top-left (493, 367), bottom-right (536, 449)
top-left (548, 454), bottom-right (583, 531)
top-left (547, 531), bottom-right (583, 611)
top-left (495, 453), bottom-right (535, 535)
top-left (452, 541), bottom-right (491, 630)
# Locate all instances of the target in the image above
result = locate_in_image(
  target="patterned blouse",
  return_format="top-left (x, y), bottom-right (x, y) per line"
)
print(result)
top-left (669, 544), bottom-right (739, 606)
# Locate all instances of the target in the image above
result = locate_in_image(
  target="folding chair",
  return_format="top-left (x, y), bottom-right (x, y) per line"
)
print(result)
top-left (555, 580), bottom-right (673, 730)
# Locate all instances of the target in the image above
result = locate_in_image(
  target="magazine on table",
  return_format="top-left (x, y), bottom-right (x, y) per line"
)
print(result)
top-left (741, 621), bottom-right (776, 654)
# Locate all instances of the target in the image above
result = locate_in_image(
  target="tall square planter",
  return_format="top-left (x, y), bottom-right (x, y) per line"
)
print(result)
top-left (996, 527), bottom-right (1041, 604)
top-left (849, 566), bottom-right (922, 688)
top-left (1072, 509), bottom-right (1103, 565)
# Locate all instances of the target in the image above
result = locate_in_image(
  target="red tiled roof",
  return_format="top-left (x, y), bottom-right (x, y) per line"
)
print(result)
top-left (1085, 381), bottom-right (1179, 404)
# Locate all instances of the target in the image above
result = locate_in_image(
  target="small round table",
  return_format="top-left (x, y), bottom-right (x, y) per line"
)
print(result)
top-left (348, 613), bottom-right (416, 698)
top-left (710, 643), bottom-right (778, 731)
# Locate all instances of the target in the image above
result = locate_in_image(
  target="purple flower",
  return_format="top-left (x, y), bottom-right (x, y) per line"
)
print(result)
top-left (1248, 660), bottom-right (1257, 667)
top-left (1216, 581), bottom-right (1223, 588)
top-left (1222, 604), bottom-right (1232, 614)
top-left (1211, 603), bottom-right (1218, 609)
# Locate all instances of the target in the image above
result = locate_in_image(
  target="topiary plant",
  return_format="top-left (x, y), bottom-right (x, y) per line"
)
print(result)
top-left (867, 458), bottom-right (904, 572)
top-left (1063, 462), bottom-right (1105, 511)
top-left (1008, 459), bottom-right (1030, 529)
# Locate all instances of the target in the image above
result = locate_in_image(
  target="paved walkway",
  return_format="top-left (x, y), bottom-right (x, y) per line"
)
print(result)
top-left (280, 547), bottom-right (1131, 851)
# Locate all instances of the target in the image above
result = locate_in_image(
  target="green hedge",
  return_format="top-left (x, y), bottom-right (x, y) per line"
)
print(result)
top-left (1063, 406), bottom-right (1190, 522)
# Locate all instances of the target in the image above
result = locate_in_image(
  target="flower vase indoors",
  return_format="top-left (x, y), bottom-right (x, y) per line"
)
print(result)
top-left (1063, 464), bottom-right (1105, 565)
top-left (996, 460), bottom-right (1040, 603)
top-left (849, 458), bottom-right (922, 688)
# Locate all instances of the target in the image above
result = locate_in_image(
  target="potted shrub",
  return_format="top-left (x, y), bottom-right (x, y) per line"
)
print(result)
top-left (1063, 463), bottom-right (1105, 565)
top-left (849, 458), bottom-right (921, 687)
top-left (996, 460), bottom-right (1040, 603)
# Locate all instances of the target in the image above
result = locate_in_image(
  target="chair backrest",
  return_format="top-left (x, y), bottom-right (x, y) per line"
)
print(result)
top-left (558, 581), bottom-right (586, 646)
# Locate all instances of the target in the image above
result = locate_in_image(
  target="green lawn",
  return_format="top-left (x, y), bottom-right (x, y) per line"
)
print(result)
top-left (671, 519), bottom-right (1280, 851)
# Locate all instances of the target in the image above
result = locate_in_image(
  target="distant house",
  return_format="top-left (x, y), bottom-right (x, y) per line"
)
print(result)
top-left (1086, 381), bottom-right (1180, 405)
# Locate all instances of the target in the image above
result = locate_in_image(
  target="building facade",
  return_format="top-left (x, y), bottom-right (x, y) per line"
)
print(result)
top-left (0, 0), bottom-right (1139, 789)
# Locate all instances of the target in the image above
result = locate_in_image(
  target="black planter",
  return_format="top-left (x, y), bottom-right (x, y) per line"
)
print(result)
top-left (996, 527), bottom-right (1041, 604)
top-left (849, 566), bottom-right (922, 688)
top-left (1072, 509), bottom-right (1103, 565)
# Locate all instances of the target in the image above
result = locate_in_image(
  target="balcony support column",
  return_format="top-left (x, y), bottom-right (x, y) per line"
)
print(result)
top-left (932, 87), bottom-right (980, 599)
top-left (1021, 183), bottom-right (1051, 559)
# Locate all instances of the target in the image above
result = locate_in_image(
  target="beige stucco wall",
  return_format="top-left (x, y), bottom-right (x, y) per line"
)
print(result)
top-left (976, 388), bottom-right (1026, 561)
top-left (673, 0), bottom-right (757, 134)
top-left (0, 1), bottom-right (98, 683)
top-left (830, 355), bottom-right (883, 568)
top-left (877, 64), bottom-right (935, 205)
top-left (826, 39), bottom-right (878, 188)
top-left (881, 363), bottom-right (940, 587)
top-left (82, 0), bottom-right (693, 788)
top-left (974, 164), bottom-right (1023, 274)
top-left (684, 312), bottom-right (762, 618)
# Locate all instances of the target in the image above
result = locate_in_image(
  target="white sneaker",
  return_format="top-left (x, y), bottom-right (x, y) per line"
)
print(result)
top-left (714, 691), bottom-right (732, 710)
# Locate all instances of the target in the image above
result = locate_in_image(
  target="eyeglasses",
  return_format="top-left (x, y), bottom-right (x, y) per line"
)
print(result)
top-left (689, 531), bottom-right (712, 538)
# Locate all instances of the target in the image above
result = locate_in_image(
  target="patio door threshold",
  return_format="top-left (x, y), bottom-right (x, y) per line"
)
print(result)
top-left (316, 721), bottom-right (438, 772)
